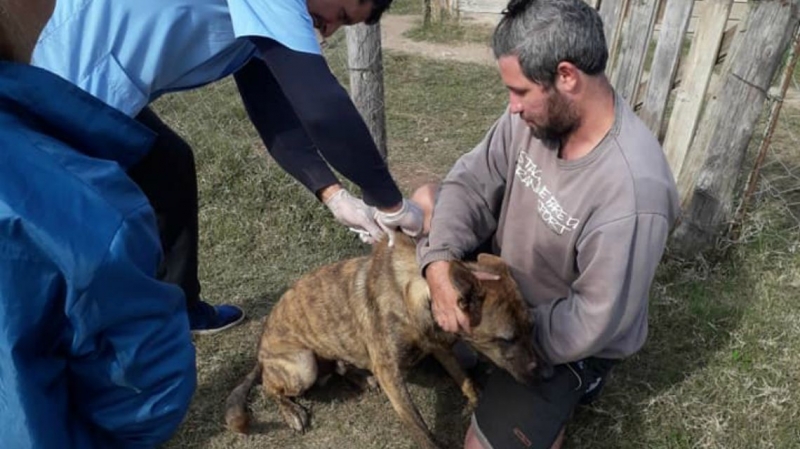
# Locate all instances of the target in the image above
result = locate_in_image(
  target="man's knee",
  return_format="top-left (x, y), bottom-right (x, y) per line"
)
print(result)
top-left (411, 182), bottom-right (439, 235)
top-left (464, 421), bottom-right (565, 449)
top-left (464, 422), bottom-right (487, 449)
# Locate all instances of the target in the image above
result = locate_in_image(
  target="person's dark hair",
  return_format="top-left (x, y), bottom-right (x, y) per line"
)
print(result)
top-left (364, 0), bottom-right (393, 25)
top-left (492, 0), bottom-right (608, 88)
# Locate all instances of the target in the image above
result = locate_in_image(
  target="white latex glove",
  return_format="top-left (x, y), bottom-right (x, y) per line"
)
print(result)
top-left (374, 199), bottom-right (424, 247)
top-left (324, 189), bottom-right (384, 244)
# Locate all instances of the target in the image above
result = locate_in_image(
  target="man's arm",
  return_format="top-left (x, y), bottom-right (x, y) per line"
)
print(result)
top-left (417, 109), bottom-right (516, 270)
top-left (68, 206), bottom-right (196, 448)
top-left (417, 110), bottom-right (515, 332)
top-left (248, 38), bottom-right (402, 209)
top-left (534, 213), bottom-right (672, 364)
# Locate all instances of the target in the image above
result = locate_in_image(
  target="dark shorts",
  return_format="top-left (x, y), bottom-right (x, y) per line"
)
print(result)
top-left (471, 357), bottom-right (617, 449)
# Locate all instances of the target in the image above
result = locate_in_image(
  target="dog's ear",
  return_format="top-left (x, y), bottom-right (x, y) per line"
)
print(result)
top-left (475, 253), bottom-right (511, 278)
top-left (448, 260), bottom-right (485, 328)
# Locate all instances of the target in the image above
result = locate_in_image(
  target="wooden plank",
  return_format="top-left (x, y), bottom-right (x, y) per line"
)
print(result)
top-left (676, 21), bottom-right (741, 198)
top-left (611, 0), bottom-right (661, 105)
top-left (661, 0), bottom-right (734, 183)
top-left (639, 0), bottom-right (694, 134)
top-left (599, 0), bottom-right (630, 72)
top-left (672, 0), bottom-right (800, 254)
top-left (633, 22), bottom-right (739, 112)
top-left (455, 0), bottom-right (747, 20)
top-left (674, 23), bottom-right (741, 208)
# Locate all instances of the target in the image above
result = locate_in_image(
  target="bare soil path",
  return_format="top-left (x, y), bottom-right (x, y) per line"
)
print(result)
top-left (379, 14), bottom-right (496, 66)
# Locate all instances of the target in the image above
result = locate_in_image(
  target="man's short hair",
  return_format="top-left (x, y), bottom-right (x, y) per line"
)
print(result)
top-left (365, 0), bottom-right (393, 25)
top-left (492, 0), bottom-right (608, 88)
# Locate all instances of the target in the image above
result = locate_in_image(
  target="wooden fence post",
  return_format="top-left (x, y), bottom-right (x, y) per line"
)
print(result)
top-left (671, 0), bottom-right (800, 254)
top-left (661, 0), bottom-right (734, 193)
top-left (346, 23), bottom-right (388, 160)
top-left (610, 0), bottom-right (660, 106)
top-left (599, 0), bottom-right (631, 68)
top-left (638, 0), bottom-right (694, 136)
top-left (731, 27), bottom-right (800, 240)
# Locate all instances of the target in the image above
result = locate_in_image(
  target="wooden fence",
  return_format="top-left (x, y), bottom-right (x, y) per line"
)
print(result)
top-left (600, 0), bottom-right (799, 254)
top-left (445, 0), bottom-right (800, 254)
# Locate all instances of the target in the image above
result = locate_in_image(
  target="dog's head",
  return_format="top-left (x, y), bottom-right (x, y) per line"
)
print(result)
top-left (449, 254), bottom-right (552, 385)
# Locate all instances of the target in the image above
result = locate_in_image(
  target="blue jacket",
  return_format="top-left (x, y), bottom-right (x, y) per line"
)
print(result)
top-left (0, 62), bottom-right (197, 448)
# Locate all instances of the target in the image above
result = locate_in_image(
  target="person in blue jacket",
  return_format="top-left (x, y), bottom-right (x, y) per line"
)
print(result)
top-left (32, 0), bottom-right (424, 335)
top-left (0, 0), bottom-right (196, 447)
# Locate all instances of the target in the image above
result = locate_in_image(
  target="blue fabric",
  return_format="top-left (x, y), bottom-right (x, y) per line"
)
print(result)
top-left (228, 0), bottom-right (321, 54)
top-left (0, 62), bottom-right (197, 449)
top-left (31, 0), bottom-right (320, 116)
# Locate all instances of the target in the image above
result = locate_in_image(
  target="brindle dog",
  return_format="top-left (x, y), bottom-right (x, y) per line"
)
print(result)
top-left (224, 233), bottom-right (545, 449)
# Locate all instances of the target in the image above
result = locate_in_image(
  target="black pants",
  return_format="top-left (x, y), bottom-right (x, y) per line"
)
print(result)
top-left (128, 107), bottom-right (201, 307)
top-left (472, 357), bottom-right (617, 449)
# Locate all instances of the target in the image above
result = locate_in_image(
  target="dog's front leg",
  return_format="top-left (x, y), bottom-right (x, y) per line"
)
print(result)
top-left (430, 346), bottom-right (479, 411)
top-left (372, 362), bottom-right (441, 449)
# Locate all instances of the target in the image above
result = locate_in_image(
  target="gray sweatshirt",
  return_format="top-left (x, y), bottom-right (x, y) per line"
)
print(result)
top-left (418, 94), bottom-right (680, 364)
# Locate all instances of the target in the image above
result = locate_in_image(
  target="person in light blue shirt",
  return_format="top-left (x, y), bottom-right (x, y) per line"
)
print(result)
top-left (1, 0), bottom-right (196, 447)
top-left (33, 0), bottom-right (424, 334)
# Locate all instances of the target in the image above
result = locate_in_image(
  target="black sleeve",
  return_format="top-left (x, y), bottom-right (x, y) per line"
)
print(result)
top-left (234, 58), bottom-right (339, 197)
top-left (244, 37), bottom-right (402, 209)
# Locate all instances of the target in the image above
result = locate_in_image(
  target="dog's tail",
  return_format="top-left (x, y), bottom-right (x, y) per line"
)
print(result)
top-left (224, 362), bottom-right (262, 434)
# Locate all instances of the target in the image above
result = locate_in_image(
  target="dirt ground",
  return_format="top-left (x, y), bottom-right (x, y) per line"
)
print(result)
top-left (380, 14), bottom-right (496, 66)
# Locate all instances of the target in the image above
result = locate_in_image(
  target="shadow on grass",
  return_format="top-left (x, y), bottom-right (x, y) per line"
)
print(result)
top-left (163, 292), bottom-right (284, 448)
top-left (408, 357), bottom-right (474, 447)
top-left (567, 250), bottom-right (753, 448)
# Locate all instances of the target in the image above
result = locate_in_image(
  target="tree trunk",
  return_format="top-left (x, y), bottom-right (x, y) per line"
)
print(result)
top-left (346, 23), bottom-right (387, 160)
top-left (424, 0), bottom-right (432, 27)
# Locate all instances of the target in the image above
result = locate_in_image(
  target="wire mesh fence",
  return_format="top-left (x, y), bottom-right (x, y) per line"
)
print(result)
top-left (739, 85), bottom-right (800, 244)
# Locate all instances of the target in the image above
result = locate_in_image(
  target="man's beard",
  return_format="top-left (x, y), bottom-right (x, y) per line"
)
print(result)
top-left (528, 91), bottom-right (580, 144)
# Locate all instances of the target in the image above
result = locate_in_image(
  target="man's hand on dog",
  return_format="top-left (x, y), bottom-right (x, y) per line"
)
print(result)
top-left (425, 260), bottom-right (472, 334)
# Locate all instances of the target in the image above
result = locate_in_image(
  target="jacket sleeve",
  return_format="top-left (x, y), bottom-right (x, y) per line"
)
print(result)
top-left (67, 205), bottom-right (197, 448)
top-left (417, 109), bottom-right (515, 272)
top-left (0, 248), bottom-right (76, 448)
top-left (233, 57), bottom-right (339, 197)
top-left (534, 213), bottom-right (672, 364)
top-left (247, 37), bottom-right (403, 208)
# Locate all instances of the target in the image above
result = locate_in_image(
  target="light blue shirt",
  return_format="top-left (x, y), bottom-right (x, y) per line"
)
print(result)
top-left (32, 0), bottom-right (322, 117)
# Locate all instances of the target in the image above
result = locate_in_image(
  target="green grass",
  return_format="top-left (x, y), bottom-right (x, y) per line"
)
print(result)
top-left (151, 33), bottom-right (800, 449)
top-left (387, 0), bottom-right (422, 15)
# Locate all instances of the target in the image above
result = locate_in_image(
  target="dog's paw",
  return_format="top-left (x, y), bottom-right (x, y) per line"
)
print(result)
top-left (343, 371), bottom-right (380, 392)
top-left (279, 401), bottom-right (310, 433)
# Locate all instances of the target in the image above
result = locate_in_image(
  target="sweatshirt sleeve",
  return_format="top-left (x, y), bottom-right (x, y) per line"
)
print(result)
top-left (534, 213), bottom-right (671, 364)
top-left (67, 205), bottom-right (197, 448)
top-left (249, 37), bottom-right (402, 208)
top-left (417, 109), bottom-right (515, 272)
